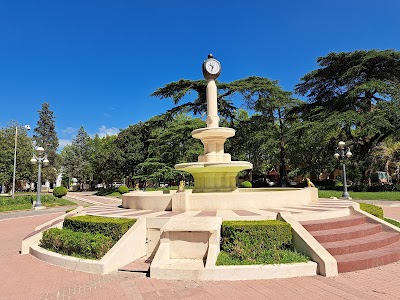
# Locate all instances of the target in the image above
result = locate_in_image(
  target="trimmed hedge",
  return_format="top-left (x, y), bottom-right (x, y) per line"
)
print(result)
top-left (240, 181), bottom-right (252, 188)
top-left (359, 203), bottom-right (384, 219)
top-left (63, 215), bottom-right (136, 243)
top-left (53, 186), bottom-right (68, 198)
top-left (39, 228), bottom-right (113, 259)
top-left (384, 218), bottom-right (400, 228)
top-left (118, 185), bottom-right (129, 194)
top-left (220, 220), bottom-right (293, 262)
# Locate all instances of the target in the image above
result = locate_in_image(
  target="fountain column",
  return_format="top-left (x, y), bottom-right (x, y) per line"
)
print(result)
top-left (206, 79), bottom-right (219, 128)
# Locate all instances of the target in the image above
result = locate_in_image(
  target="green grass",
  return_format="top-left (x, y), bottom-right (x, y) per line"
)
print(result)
top-left (0, 195), bottom-right (76, 212)
top-left (216, 249), bottom-right (309, 266)
top-left (318, 190), bottom-right (400, 201)
top-left (94, 189), bottom-right (121, 197)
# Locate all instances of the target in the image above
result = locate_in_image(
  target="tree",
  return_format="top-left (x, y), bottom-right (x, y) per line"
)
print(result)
top-left (371, 138), bottom-right (400, 176)
top-left (114, 121), bottom-right (150, 183)
top-left (151, 79), bottom-right (237, 122)
top-left (147, 114), bottom-right (204, 166)
top-left (60, 126), bottom-right (93, 184)
top-left (294, 49), bottom-right (400, 183)
top-left (33, 102), bottom-right (59, 182)
top-left (228, 77), bottom-right (301, 185)
top-left (0, 123), bottom-right (33, 192)
top-left (129, 114), bottom-right (204, 185)
top-left (90, 135), bottom-right (120, 185)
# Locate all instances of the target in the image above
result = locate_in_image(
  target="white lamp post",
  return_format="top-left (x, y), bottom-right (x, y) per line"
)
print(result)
top-left (334, 141), bottom-right (353, 199)
top-left (30, 146), bottom-right (49, 209)
top-left (12, 125), bottom-right (31, 198)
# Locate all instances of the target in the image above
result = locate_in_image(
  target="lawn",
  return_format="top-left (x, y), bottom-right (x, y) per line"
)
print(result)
top-left (318, 190), bottom-right (400, 201)
top-left (0, 194), bottom-right (76, 212)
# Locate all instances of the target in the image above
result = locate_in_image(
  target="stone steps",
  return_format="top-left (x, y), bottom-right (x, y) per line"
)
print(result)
top-left (301, 215), bottom-right (367, 231)
top-left (336, 240), bottom-right (400, 273)
top-left (308, 223), bottom-right (382, 243)
top-left (323, 232), bottom-right (400, 255)
top-left (301, 215), bottom-right (400, 273)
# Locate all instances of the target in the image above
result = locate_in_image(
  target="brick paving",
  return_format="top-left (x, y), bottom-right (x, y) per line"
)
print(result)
top-left (2, 196), bottom-right (400, 299)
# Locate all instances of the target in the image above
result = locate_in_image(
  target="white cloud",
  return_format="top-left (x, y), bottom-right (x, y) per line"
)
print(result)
top-left (61, 127), bottom-right (77, 135)
top-left (59, 139), bottom-right (72, 148)
top-left (97, 125), bottom-right (120, 138)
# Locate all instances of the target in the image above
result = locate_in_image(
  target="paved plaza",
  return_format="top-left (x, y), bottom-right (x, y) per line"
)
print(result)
top-left (1, 193), bottom-right (400, 299)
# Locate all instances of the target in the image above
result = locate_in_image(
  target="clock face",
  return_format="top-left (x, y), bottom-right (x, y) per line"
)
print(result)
top-left (205, 60), bottom-right (220, 75)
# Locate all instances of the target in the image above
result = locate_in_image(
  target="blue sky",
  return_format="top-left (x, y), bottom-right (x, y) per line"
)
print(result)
top-left (1, 0), bottom-right (400, 149)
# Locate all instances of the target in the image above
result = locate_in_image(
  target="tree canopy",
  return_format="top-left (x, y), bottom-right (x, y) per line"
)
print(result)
top-left (293, 49), bottom-right (400, 182)
top-left (4, 49), bottom-right (398, 190)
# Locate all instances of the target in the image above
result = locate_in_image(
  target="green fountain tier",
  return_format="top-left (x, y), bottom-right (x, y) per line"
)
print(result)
top-left (175, 161), bottom-right (252, 193)
top-left (175, 126), bottom-right (253, 193)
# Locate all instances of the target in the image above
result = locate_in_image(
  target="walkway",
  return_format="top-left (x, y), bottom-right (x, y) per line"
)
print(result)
top-left (2, 194), bottom-right (400, 299)
top-left (83, 198), bottom-right (356, 221)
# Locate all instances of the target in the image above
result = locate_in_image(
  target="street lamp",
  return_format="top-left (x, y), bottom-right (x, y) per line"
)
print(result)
top-left (30, 146), bottom-right (49, 209)
top-left (12, 125), bottom-right (31, 198)
top-left (334, 141), bottom-right (353, 199)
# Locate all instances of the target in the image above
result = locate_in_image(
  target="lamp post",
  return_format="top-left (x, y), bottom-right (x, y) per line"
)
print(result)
top-left (12, 125), bottom-right (31, 198)
top-left (334, 141), bottom-right (353, 199)
top-left (30, 146), bottom-right (49, 209)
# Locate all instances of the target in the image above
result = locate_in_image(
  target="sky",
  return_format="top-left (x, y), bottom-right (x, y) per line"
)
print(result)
top-left (1, 0), bottom-right (400, 150)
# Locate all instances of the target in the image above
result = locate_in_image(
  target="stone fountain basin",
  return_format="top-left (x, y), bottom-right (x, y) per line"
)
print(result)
top-left (122, 187), bottom-right (319, 211)
top-left (191, 127), bottom-right (235, 139)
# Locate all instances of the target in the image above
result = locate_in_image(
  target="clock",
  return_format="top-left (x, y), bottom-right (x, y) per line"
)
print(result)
top-left (202, 54), bottom-right (221, 80)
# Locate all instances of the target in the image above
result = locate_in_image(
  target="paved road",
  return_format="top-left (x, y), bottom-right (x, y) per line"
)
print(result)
top-left (1, 196), bottom-right (400, 299)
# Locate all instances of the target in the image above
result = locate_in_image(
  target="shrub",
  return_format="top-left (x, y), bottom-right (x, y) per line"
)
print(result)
top-left (63, 215), bottom-right (136, 243)
top-left (39, 228), bottom-right (113, 259)
top-left (118, 185), bottom-right (129, 194)
top-left (220, 220), bottom-right (293, 262)
top-left (53, 186), bottom-right (68, 198)
top-left (351, 184), bottom-right (368, 192)
top-left (240, 181), bottom-right (252, 188)
top-left (359, 203), bottom-right (384, 219)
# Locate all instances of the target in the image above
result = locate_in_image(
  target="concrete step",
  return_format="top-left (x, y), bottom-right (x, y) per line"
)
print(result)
top-left (160, 258), bottom-right (205, 270)
top-left (301, 215), bottom-right (367, 231)
top-left (336, 240), bottom-right (400, 273)
top-left (118, 256), bottom-right (152, 273)
top-left (322, 231), bottom-right (400, 255)
top-left (308, 222), bottom-right (382, 243)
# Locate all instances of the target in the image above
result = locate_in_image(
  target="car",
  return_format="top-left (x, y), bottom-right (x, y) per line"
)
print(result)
top-left (95, 183), bottom-right (104, 189)
top-left (112, 182), bottom-right (122, 188)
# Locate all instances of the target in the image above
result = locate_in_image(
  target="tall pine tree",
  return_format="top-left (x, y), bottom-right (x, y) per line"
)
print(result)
top-left (33, 102), bottom-right (59, 181)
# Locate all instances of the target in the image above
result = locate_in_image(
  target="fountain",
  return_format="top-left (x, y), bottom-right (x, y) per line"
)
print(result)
top-left (175, 54), bottom-right (252, 193)
top-left (122, 55), bottom-right (318, 212)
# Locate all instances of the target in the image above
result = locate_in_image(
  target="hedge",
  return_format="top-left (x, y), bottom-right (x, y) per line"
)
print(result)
top-left (359, 203), bottom-right (384, 219)
top-left (118, 185), bottom-right (129, 194)
top-left (63, 215), bottom-right (136, 243)
top-left (53, 186), bottom-right (68, 198)
top-left (240, 181), bottom-right (252, 188)
top-left (220, 220), bottom-right (293, 262)
top-left (39, 228), bottom-right (113, 259)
